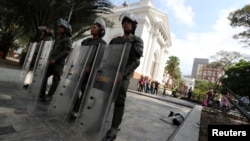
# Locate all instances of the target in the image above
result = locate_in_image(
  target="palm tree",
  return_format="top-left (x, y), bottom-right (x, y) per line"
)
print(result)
top-left (164, 56), bottom-right (181, 89)
top-left (0, 6), bottom-right (24, 59)
top-left (0, 0), bottom-right (114, 58)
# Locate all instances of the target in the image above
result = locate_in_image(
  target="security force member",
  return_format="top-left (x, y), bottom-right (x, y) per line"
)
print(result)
top-left (23, 26), bottom-right (54, 89)
top-left (39, 18), bottom-right (72, 102)
top-left (31, 26), bottom-right (54, 68)
top-left (106, 12), bottom-right (144, 140)
top-left (71, 17), bottom-right (107, 118)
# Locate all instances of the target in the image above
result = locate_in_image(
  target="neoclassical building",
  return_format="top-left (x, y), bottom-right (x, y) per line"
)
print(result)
top-left (102, 0), bottom-right (172, 89)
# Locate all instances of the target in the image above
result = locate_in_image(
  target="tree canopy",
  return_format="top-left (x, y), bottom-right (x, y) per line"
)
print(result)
top-left (221, 60), bottom-right (250, 96)
top-left (0, 0), bottom-right (114, 58)
top-left (228, 4), bottom-right (250, 47)
top-left (164, 56), bottom-right (181, 87)
top-left (210, 50), bottom-right (248, 70)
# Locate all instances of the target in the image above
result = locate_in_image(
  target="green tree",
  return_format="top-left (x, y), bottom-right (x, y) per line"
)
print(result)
top-left (210, 50), bottom-right (248, 70)
top-left (164, 56), bottom-right (181, 88)
top-left (0, 0), bottom-right (113, 58)
top-left (193, 80), bottom-right (214, 102)
top-left (228, 4), bottom-right (250, 47)
top-left (221, 60), bottom-right (250, 96)
top-left (0, 6), bottom-right (24, 59)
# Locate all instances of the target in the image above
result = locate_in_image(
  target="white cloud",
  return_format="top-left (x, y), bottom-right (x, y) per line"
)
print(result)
top-left (164, 0), bottom-right (194, 26)
top-left (168, 8), bottom-right (248, 76)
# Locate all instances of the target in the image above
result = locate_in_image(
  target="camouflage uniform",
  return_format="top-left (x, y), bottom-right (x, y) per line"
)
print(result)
top-left (72, 38), bottom-right (107, 113)
top-left (109, 35), bottom-right (143, 129)
top-left (40, 35), bottom-right (72, 99)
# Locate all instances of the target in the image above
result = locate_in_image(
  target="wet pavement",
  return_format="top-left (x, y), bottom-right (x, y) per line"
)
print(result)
top-left (0, 67), bottom-right (202, 141)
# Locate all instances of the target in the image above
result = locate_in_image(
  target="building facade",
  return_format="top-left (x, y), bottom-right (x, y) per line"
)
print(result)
top-left (191, 58), bottom-right (209, 78)
top-left (102, 0), bottom-right (172, 89)
top-left (196, 64), bottom-right (224, 83)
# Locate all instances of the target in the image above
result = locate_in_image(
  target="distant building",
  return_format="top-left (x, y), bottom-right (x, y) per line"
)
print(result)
top-left (182, 76), bottom-right (195, 90)
top-left (191, 58), bottom-right (209, 78)
top-left (196, 64), bottom-right (224, 83)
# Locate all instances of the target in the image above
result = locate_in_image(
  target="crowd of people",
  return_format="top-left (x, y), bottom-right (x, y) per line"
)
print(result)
top-left (137, 76), bottom-right (160, 95)
top-left (203, 89), bottom-right (232, 112)
top-left (203, 88), bottom-right (250, 113)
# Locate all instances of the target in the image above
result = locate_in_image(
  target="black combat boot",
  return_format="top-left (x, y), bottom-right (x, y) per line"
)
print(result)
top-left (105, 128), bottom-right (120, 141)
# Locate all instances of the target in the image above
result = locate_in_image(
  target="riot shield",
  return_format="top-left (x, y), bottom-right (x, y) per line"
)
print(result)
top-left (27, 41), bottom-right (54, 100)
top-left (19, 42), bottom-right (38, 86)
top-left (49, 44), bottom-right (106, 122)
top-left (74, 43), bottom-right (131, 141)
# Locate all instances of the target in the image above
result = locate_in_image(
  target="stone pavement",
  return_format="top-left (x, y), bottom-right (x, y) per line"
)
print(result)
top-left (0, 67), bottom-right (202, 141)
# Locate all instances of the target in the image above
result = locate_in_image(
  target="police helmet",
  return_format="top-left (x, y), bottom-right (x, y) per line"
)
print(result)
top-left (57, 18), bottom-right (72, 37)
top-left (119, 12), bottom-right (138, 24)
top-left (38, 26), bottom-right (54, 35)
top-left (119, 12), bottom-right (138, 34)
top-left (94, 17), bottom-right (106, 38)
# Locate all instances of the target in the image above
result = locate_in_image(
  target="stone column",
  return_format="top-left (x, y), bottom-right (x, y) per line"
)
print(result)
top-left (145, 28), bottom-right (158, 79)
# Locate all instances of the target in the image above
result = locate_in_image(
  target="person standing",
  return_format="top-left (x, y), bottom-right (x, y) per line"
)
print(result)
top-left (71, 17), bottom-right (107, 118)
top-left (145, 79), bottom-right (151, 93)
top-left (163, 84), bottom-right (167, 96)
top-left (171, 85), bottom-right (177, 97)
top-left (150, 81), bottom-right (155, 94)
top-left (137, 76), bottom-right (144, 92)
top-left (153, 81), bottom-right (159, 95)
top-left (23, 26), bottom-right (54, 89)
top-left (187, 87), bottom-right (193, 100)
top-left (39, 18), bottom-right (72, 102)
top-left (240, 95), bottom-right (249, 106)
top-left (220, 92), bottom-right (231, 113)
top-left (206, 88), bottom-right (213, 107)
top-left (105, 12), bottom-right (143, 140)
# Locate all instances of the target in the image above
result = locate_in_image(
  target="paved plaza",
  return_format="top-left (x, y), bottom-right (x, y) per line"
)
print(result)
top-left (0, 67), bottom-right (201, 141)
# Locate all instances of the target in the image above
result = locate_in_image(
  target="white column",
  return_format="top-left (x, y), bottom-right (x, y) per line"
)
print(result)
top-left (155, 47), bottom-right (167, 82)
top-left (145, 29), bottom-right (158, 78)
top-left (142, 28), bottom-right (153, 75)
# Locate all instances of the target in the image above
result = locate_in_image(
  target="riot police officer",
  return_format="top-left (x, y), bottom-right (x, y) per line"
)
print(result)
top-left (39, 18), bottom-right (72, 102)
top-left (23, 26), bottom-right (54, 89)
top-left (71, 17), bottom-right (107, 118)
top-left (38, 26), bottom-right (54, 41)
top-left (106, 12), bottom-right (144, 140)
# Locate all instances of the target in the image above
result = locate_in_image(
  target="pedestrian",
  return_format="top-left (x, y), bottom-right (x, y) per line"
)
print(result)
top-left (240, 95), bottom-right (249, 107)
top-left (220, 92), bottom-right (231, 113)
top-left (105, 12), bottom-right (144, 140)
top-left (163, 84), bottom-right (167, 96)
top-left (150, 81), bottom-right (155, 94)
top-left (143, 78), bottom-right (147, 92)
top-left (39, 18), bottom-right (72, 102)
top-left (71, 17), bottom-right (107, 118)
top-left (145, 79), bottom-right (151, 93)
top-left (206, 88), bottom-right (213, 107)
top-left (171, 85), bottom-right (177, 97)
top-left (187, 87), bottom-right (193, 100)
top-left (153, 81), bottom-right (159, 95)
top-left (138, 76), bottom-right (144, 92)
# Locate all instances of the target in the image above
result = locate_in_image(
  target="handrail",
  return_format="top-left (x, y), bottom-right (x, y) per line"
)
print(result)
top-left (224, 86), bottom-right (250, 122)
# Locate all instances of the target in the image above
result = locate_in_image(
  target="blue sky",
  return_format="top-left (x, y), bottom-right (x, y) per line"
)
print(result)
top-left (115, 0), bottom-right (250, 75)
